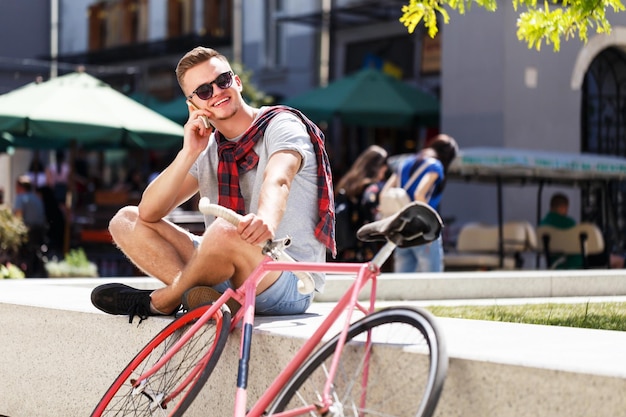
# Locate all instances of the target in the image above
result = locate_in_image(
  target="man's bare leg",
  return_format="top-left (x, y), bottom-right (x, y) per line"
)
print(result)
top-left (108, 206), bottom-right (196, 285)
top-left (100, 207), bottom-right (281, 317)
top-left (149, 218), bottom-right (281, 314)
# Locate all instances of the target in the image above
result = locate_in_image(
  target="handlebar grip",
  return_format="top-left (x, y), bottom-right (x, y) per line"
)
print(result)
top-left (198, 197), bottom-right (315, 294)
top-left (199, 197), bottom-right (242, 226)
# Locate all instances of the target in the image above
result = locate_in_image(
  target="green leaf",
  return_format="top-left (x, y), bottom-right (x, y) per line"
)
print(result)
top-left (400, 0), bottom-right (626, 51)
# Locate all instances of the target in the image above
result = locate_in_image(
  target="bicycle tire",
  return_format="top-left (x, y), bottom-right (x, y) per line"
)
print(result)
top-left (91, 304), bottom-right (231, 417)
top-left (267, 307), bottom-right (447, 417)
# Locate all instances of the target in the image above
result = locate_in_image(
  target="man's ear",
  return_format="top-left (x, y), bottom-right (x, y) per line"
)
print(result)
top-left (234, 74), bottom-right (243, 91)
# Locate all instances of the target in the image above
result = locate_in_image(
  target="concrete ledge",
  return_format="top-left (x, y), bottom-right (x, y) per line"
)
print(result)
top-left (318, 269), bottom-right (626, 302)
top-left (0, 275), bottom-right (625, 416)
top-left (6, 269), bottom-right (626, 305)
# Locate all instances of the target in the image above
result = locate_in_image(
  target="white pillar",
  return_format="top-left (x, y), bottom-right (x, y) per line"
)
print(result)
top-left (50, 0), bottom-right (59, 78)
top-left (233, 0), bottom-right (243, 63)
top-left (0, 153), bottom-right (10, 205)
top-left (319, 0), bottom-right (331, 87)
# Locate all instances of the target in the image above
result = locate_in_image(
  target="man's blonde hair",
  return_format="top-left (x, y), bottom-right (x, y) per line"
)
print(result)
top-left (175, 46), bottom-right (230, 88)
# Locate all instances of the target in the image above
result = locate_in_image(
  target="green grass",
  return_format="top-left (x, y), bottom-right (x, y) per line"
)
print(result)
top-left (427, 302), bottom-right (626, 331)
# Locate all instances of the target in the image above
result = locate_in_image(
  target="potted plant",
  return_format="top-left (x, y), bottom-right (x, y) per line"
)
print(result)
top-left (45, 247), bottom-right (99, 277)
top-left (0, 262), bottom-right (25, 279)
top-left (0, 206), bottom-right (27, 278)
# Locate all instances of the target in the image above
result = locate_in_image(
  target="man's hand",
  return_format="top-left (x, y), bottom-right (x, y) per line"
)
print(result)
top-left (183, 104), bottom-right (213, 154)
top-left (236, 213), bottom-right (274, 246)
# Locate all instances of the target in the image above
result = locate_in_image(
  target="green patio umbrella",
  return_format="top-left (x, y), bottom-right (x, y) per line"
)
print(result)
top-left (0, 71), bottom-right (185, 253)
top-left (129, 92), bottom-right (188, 125)
top-left (0, 132), bottom-right (14, 153)
top-left (150, 95), bottom-right (188, 125)
top-left (283, 68), bottom-right (439, 128)
top-left (0, 71), bottom-right (183, 150)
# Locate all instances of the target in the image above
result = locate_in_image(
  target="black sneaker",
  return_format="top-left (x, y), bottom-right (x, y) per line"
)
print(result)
top-left (91, 283), bottom-right (157, 324)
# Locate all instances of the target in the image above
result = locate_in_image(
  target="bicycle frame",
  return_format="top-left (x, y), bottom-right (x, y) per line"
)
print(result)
top-left (131, 240), bottom-right (396, 417)
top-left (245, 258), bottom-right (380, 417)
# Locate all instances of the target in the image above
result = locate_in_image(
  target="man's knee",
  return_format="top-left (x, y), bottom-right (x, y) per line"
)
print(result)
top-left (200, 223), bottom-right (263, 261)
top-left (109, 205), bottom-right (139, 242)
top-left (200, 224), bottom-right (238, 253)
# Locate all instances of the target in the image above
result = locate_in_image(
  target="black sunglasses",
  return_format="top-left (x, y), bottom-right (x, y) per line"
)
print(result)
top-left (187, 71), bottom-right (234, 101)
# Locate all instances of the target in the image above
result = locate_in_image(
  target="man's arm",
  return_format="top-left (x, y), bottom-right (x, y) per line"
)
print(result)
top-left (138, 114), bottom-right (211, 222)
top-left (138, 168), bottom-right (199, 223)
top-left (236, 150), bottom-right (302, 246)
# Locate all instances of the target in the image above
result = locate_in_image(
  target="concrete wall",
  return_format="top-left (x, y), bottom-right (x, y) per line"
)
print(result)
top-left (1, 275), bottom-right (625, 416)
top-left (0, 0), bottom-right (52, 206)
top-left (0, 0), bottom-right (50, 92)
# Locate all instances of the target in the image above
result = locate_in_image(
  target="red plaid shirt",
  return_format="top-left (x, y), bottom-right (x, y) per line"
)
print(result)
top-left (215, 105), bottom-right (336, 256)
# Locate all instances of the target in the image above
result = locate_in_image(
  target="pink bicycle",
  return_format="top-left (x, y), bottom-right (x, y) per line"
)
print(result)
top-left (91, 199), bottom-right (448, 417)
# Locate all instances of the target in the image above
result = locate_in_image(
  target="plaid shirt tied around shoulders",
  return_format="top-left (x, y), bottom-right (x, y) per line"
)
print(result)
top-left (215, 105), bottom-right (336, 256)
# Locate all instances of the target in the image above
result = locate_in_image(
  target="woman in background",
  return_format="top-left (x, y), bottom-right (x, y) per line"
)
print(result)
top-left (384, 134), bottom-right (458, 272)
top-left (334, 145), bottom-right (388, 262)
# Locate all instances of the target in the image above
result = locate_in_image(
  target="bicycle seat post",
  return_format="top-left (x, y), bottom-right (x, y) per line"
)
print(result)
top-left (370, 240), bottom-right (397, 270)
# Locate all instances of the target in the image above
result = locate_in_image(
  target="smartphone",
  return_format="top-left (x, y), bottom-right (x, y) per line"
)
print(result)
top-left (186, 100), bottom-right (211, 129)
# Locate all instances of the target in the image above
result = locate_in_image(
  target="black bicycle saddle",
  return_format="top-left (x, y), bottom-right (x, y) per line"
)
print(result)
top-left (356, 201), bottom-right (443, 248)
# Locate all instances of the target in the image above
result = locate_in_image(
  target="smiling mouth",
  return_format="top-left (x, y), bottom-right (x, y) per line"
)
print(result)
top-left (213, 97), bottom-right (229, 107)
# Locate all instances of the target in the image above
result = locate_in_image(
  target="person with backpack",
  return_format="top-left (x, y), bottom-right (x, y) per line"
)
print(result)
top-left (334, 145), bottom-right (388, 262)
top-left (383, 134), bottom-right (458, 272)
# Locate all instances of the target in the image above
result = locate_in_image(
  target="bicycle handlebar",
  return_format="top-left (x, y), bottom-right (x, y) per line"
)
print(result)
top-left (198, 198), bottom-right (242, 226)
top-left (198, 197), bottom-right (315, 294)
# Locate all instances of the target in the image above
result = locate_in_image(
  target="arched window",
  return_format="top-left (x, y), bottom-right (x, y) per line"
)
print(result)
top-left (581, 46), bottom-right (626, 252)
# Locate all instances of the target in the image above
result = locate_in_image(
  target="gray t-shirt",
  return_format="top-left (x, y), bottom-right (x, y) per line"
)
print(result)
top-left (189, 107), bottom-right (326, 291)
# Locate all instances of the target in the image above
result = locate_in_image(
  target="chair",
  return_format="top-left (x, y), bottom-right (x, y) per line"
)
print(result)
top-left (444, 221), bottom-right (537, 271)
top-left (535, 223), bottom-right (605, 269)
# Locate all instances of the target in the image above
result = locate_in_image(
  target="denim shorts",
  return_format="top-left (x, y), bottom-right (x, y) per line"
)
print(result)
top-left (213, 272), bottom-right (313, 315)
top-left (191, 235), bottom-right (313, 315)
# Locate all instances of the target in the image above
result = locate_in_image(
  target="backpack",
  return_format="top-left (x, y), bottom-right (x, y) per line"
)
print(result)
top-left (334, 189), bottom-right (360, 252)
top-left (378, 158), bottom-right (431, 218)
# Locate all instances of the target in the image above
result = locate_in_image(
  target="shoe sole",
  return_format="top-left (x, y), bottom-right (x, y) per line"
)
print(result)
top-left (182, 286), bottom-right (241, 316)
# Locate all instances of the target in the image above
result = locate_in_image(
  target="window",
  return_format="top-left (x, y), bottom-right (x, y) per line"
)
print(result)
top-left (88, 0), bottom-right (147, 50)
top-left (263, 0), bottom-right (285, 68)
top-left (121, 0), bottom-right (142, 44)
top-left (581, 46), bottom-right (626, 251)
top-left (202, 0), bottom-right (232, 38)
top-left (168, 0), bottom-right (195, 37)
top-left (88, 2), bottom-right (107, 50)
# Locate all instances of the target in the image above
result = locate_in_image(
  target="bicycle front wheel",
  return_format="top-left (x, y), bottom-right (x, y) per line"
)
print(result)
top-left (91, 304), bottom-right (231, 417)
top-left (268, 307), bottom-right (447, 417)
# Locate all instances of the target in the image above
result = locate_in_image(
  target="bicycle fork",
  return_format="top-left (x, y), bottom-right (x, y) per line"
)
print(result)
top-left (234, 261), bottom-right (264, 417)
